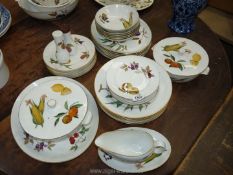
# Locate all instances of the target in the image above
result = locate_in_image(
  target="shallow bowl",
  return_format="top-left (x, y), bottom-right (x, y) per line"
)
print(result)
top-left (95, 4), bottom-right (139, 32)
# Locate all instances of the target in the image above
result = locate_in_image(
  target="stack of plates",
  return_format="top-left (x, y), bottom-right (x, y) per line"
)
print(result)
top-left (91, 4), bottom-right (152, 59)
top-left (94, 55), bottom-right (172, 124)
top-left (43, 35), bottom-right (96, 78)
top-left (11, 76), bottom-right (99, 163)
top-left (0, 4), bottom-right (11, 37)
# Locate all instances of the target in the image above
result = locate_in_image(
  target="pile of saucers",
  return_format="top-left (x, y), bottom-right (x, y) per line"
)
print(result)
top-left (11, 76), bottom-right (99, 162)
top-left (91, 4), bottom-right (152, 59)
top-left (43, 34), bottom-right (96, 78)
top-left (94, 55), bottom-right (172, 124)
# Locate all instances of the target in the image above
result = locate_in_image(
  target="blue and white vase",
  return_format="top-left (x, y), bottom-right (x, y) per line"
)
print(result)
top-left (168, 0), bottom-right (207, 34)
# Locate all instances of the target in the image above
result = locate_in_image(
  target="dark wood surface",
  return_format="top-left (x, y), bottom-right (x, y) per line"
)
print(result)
top-left (0, 0), bottom-right (232, 175)
top-left (174, 89), bottom-right (233, 175)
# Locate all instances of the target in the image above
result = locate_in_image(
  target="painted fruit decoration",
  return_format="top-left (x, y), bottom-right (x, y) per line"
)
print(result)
top-left (190, 53), bottom-right (201, 66)
top-left (26, 95), bottom-right (47, 127)
top-left (53, 101), bottom-right (83, 126)
top-left (51, 83), bottom-right (72, 95)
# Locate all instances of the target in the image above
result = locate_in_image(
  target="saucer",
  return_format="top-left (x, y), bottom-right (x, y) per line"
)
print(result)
top-left (46, 53), bottom-right (97, 78)
top-left (11, 76), bottom-right (99, 163)
top-left (106, 56), bottom-right (160, 105)
top-left (94, 0), bottom-right (154, 11)
top-left (0, 4), bottom-right (11, 37)
top-left (98, 127), bottom-right (171, 173)
top-left (18, 78), bottom-right (88, 140)
top-left (94, 56), bottom-right (172, 122)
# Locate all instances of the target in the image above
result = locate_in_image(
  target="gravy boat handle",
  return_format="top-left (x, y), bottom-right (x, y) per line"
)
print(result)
top-left (153, 139), bottom-right (167, 154)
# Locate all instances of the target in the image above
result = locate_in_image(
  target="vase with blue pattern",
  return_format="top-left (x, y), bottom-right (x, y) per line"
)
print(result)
top-left (168, 0), bottom-right (207, 34)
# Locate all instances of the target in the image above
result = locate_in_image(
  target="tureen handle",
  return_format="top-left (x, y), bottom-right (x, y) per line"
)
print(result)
top-left (201, 66), bottom-right (210, 75)
top-left (82, 111), bottom-right (93, 126)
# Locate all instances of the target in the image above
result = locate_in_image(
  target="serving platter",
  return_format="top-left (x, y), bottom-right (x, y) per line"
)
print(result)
top-left (11, 76), bottom-right (99, 163)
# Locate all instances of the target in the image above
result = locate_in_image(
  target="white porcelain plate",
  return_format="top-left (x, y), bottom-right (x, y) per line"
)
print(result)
top-left (91, 19), bottom-right (152, 54)
top-left (18, 77), bottom-right (88, 140)
top-left (94, 0), bottom-right (154, 11)
top-left (98, 127), bottom-right (171, 173)
top-left (43, 34), bottom-right (95, 72)
top-left (0, 4), bottom-right (11, 37)
top-left (153, 37), bottom-right (209, 76)
top-left (106, 56), bottom-right (159, 103)
top-left (11, 76), bottom-right (99, 163)
top-left (94, 56), bottom-right (172, 120)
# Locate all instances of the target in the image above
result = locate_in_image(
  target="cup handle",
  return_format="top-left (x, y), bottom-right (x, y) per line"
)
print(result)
top-left (153, 139), bottom-right (167, 154)
top-left (201, 66), bottom-right (210, 75)
top-left (82, 111), bottom-right (92, 126)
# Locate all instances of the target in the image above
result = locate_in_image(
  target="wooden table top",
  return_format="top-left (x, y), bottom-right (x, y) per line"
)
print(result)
top-left (0, 0), bottom-right (232, 175)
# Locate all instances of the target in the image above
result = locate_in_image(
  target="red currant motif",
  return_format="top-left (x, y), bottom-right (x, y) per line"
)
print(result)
top-left (69, 136), bottom-right (75, 144)
top-left (73, 132), bottom-right (79, 138)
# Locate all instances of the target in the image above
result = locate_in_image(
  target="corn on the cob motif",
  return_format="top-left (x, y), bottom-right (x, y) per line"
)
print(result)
top-left (38, 95), bottom-right (47, 114)
top-left (163, 41), bottom-right (186, 52)
top-left (26, 95), bottom-right (46, 128)
top-left (120, 12), bottom-right (133, 29)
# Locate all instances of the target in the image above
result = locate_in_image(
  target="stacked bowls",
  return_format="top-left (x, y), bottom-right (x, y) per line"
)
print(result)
top-left (17, 0), bottom-right (79, 20)
top-left (94, 55), bottom-right (172, 124)
top-left (91, 4), bottom-right (152, 59)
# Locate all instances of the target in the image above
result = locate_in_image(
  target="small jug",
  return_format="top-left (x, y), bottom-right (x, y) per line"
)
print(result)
top-left (52, 30), bottom-right (70, 64)
top-left (62, 28), bottom-right (78, 56)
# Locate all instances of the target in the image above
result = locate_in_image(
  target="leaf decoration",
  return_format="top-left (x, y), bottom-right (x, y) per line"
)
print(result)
top-left (55, 0), bottom-right (60, 5)
top-left (54, 117), bottom-right (60, 126)
top-left (80, 52), bottom-right (89, 59)
top-left (70, 144), bottom-right (78, 151)
top-left (64, 101), bottom-right (68, 110)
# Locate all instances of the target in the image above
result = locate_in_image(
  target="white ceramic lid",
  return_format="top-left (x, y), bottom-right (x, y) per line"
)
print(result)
top-left (91, 19), bottom-right (152, 54)
top-left (106, 55), bottom-right (159, 103)
top-left (19, 77), bottom-right (88, 140)
top-left (43, 34), bottom-right (95, 72)
top-left (95, 4), bottom-right (139, 31)
top-left (153, 37), bottom-right (209, 76)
